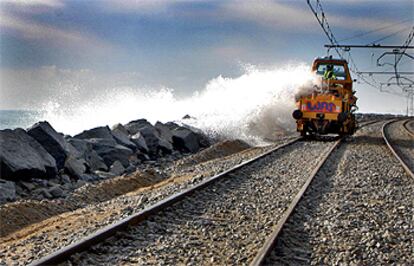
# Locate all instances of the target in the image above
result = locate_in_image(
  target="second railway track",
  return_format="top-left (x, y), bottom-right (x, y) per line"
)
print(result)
top-left (251, 120), bottom-right (414, 265)
top-left (403, 119), bottom-right (414, 138)
top-left (382, 119), bottom-right (414, 178)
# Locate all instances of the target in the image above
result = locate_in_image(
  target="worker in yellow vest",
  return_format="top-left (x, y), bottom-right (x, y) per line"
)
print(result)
top-left (324, 64), bottom-right (336, 80)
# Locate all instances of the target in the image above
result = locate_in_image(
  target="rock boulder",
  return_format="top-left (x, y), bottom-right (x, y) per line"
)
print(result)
top-left (172, 128), bottom-right (200, 153)
top-left (0, 179), bottom-right (16, 203)
top-left (138, 125), bottom-right (161, 155)
top-left (111, 127), bottom-right (137, 151)
top-left (124, 119), bottom-right (153, 135)
top-left (109, 160), bottom-right (125, 176)
top-left (87, 138), bottom-right (133, 168)
top-left (130, 132), bottom-right (149, 153)
top-left (158, 138), bottom-right (173, 154)
top-left (67, 138), bottom-right (108, 171)
top-left (0, 129), bottom-right (57, 180)
top-left (64, 156), bottom-right (87, 179)
top-left (124, 119), bottom-right (161, 155)
top-left (27, 121), bottom-right (68, 169)
top-left (74, 126), bottom-right (114, 140)
top-left (155, 121), bottom-right (174, 143)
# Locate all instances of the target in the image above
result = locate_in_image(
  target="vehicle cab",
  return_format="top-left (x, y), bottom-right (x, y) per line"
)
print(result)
top-left (292, 57), bottom-right (358, 136)
top-left (312, 57), bottom-right (353, 90)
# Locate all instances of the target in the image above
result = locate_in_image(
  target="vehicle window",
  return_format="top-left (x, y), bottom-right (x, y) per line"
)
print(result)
top-left (316, 63), bottom-right (347, 80)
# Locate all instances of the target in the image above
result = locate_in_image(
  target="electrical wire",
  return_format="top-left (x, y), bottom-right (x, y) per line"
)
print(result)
top-left (306, 0), bottom-right (380, 89)
top-left (307, 0), bottom-right (414, 99)
top-left (338, 18), bottom-right (412, 42)
top-left (395, 26), bottom-right (414, 65)
top-left (368, 25), bottom-right (413, 45)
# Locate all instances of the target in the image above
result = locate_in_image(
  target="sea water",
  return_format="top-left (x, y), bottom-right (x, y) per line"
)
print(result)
top-left (0, 110), bottom-right (44, 130)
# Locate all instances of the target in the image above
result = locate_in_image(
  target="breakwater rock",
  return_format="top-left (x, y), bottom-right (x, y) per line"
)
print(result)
top-left (0, 119), bottom-right (210, 203)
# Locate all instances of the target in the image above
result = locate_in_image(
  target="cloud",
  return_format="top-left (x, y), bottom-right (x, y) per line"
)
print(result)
top-left (222, 1), bottom-right (315, 30)
top-left (0, 0), bottom-right (64, 14)
top-left (100, 0), bottom-right (173, 14)
top-left (0, 0), bottom-right (64, 8)
top-left (0, 12), bottom-right (113, 54)
top-left (220, 1), bottom-right (411, 36)
top-left (99, 0), bottom-right (210, 14)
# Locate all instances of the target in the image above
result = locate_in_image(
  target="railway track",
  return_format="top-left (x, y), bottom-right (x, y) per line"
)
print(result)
top-left (382, 119), bottom-right (414, 179)
top-left (30, 135), bottom-right (345, 265)
top-left (250, 120), bottom-right (414, 265)
top-left (246, 119), bottom-right (388, 266)
top-left (403, 118), bottom-right (414, 138)
top-left (250, 139), bottom-right (342, 265)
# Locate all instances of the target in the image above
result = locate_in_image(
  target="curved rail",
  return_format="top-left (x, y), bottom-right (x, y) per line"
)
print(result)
top-left (382, 119), bottom-right (414, 180)
top-left (403, 119), bottom-right (414, 138)
top-left (358, 119), bottom-right (380, 129)
top-left (30, 137), bottom-right (302, 266)
top-left (249, 138), bottom-right (342, 266)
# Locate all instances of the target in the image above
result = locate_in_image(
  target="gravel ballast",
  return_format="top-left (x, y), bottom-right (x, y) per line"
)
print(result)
top-left (0, 138), bottom-right (294, 265)
top-left (3, 119), bottom-right (410, 265)
top-left (65, 139), bottom-right (335, 265)
top-left (265, 121), bottom-right (414, 265)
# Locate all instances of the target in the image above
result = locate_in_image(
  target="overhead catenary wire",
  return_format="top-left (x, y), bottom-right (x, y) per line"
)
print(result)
top-left (307, 0), bottom-right (414, 115)
top-left (369, 26), bottom-right (413, 45)
top-left (375, 27), bottom-right (414, 89)
top-left (338, 18), bottom-right (413, 42)
top-left (306, 0), bottom-right (380, 89)
top-left (395, 26), bottom-right (414, 65)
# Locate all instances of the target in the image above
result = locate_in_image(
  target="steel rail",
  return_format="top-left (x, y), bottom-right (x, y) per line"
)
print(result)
top-left (30, 137), bottom-right (302, 266)
top-left (358, 118), bottom-right (400, 130)
top-left (249, 138), bottom-right (342, 266)
top-left (382, 119), bottom-right (414, 179)
top-left (358, 119), bottom-right (381, 128)
top-left (402, 119), bottom-right (414, 138)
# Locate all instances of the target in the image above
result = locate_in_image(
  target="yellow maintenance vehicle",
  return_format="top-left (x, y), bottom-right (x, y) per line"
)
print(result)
top-left (292, 56), bottom-right (358, 137)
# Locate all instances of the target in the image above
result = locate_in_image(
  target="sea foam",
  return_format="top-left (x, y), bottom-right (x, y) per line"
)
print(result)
top-left (39, 64), bottom-right (314, 144)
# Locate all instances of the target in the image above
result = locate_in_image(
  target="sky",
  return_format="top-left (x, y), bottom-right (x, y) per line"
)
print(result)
top-left (0, 0), bottom-right (413, 114)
